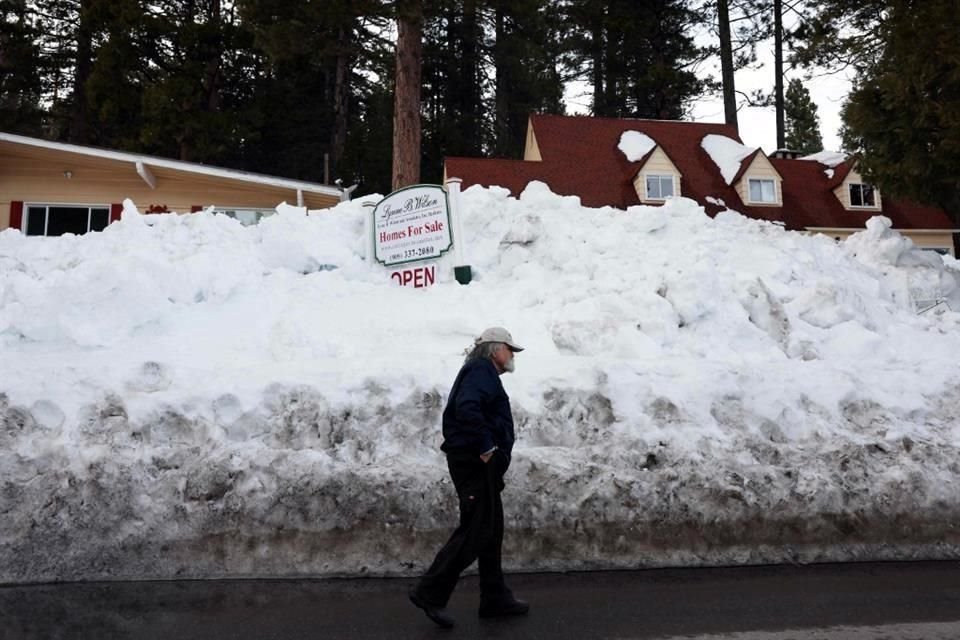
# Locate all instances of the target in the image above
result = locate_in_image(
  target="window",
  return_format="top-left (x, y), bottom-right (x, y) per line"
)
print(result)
top-left (24, 204), bottom-right (110, 236)
top-left (849, 183), bottom-right (876, 207)
top-left (644, 174), bottom-right (674, 200)
top-left (214, 207), bottom-right (276, 226)
top-left (748, 179), bottom-right (777, 203)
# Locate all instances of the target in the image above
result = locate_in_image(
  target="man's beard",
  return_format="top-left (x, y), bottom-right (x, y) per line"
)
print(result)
top-left (503, 358), bottom-right (515, 373)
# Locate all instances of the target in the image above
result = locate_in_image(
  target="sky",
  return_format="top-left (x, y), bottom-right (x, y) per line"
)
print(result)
top-left (687, 41), bottom-right (855, 153)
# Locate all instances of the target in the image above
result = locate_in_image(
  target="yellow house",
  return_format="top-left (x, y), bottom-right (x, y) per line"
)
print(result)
top-left (0, 132), bottom-right (342, 235)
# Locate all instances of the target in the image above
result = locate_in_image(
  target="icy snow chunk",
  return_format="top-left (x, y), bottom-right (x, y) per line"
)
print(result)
top-left (845, 216), bottom-right (914, 267)
top-left (705, 196), bottom-right (726, 207)
top-left (126, 362), bottom-right (172, 393)
top-left (520, 180), bottom-right (581, 208)
top-left (617, 130), bottom-right (657, 162)
top-left (825, 168), bottom-right (835, 179)
top-left (799, 150), bottom-right (847, 167)
top-left (30, 400), bottom-right (65, 431)
top-left (701, 134), bottom-right (756, 184)
top-left (845, 216), bottom-right (960, 312)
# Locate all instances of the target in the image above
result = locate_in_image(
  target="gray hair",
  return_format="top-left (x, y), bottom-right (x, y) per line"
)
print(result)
top-left (464, 341), bottom-right (504, 364)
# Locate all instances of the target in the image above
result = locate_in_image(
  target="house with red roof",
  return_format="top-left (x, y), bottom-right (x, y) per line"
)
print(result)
top-left (444, 114), bottom-right (958, 255)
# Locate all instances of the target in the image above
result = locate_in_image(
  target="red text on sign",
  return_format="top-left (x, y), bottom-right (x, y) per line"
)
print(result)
top-left (391, 265), bottom-right (436, 288)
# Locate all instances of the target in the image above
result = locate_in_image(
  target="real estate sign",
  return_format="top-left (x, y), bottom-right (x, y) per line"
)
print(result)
top-left (372, 185), bottom-right (453, 268)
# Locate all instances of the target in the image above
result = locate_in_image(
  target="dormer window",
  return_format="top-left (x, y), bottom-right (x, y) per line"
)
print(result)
top-left (849, 183), bottom-right (876, 207)
top-left (748, 178), bottom-right (777, 203)
top-left (645, 174), bottom-right (674, 200)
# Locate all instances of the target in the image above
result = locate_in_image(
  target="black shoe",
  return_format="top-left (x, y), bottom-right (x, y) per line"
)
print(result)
top-left (478, 597), bottom-right (530, 618)
top-left (409, 589), bottom-right (455, 628)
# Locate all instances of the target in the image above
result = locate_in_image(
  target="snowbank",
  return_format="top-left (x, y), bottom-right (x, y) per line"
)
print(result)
top-left (3, 186), bottom-right (960, 583)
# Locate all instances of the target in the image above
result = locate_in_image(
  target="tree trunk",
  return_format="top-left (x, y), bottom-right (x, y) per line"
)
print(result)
top-left (774, 0), bottom-right (785, 148)
top-left (69, 0), bottom-right (94, 144)
top-left (461, 0), bottom-right (481, 153)
top-left (202, 0), bottom-right (223, 114)
top-left (331, 23), bottom-right (352, 177)
top-left (590, 4), bottom-right (605, 115)
top-left (392, 0), bottom-right (423, 190)
top-left (493, 2), bottom-right (510, 155)
top-left (718, 0), bottom-right (737, 129)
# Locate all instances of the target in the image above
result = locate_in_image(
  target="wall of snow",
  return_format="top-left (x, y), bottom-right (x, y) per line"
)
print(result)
top-left (3, 186), bottom-right (960, 583)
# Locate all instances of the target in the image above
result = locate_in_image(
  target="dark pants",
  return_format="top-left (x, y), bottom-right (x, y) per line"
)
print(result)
top-left (415, 450), bottom-right (511, 607)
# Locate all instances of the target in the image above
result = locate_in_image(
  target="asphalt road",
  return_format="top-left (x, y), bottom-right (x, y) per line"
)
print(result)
top-left (2, 562), bottom-right (959, 640)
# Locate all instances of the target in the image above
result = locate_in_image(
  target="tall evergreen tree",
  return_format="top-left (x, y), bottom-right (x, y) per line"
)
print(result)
top-left (238, 0), bottom-right (388, 182)
top-left (0, 0), bottom-right (45, 134)
top-left (783, 78), bottom-right (822, 153)
top-left (562, 0), bottom-right (712, 119)
top-left (420, 0), bottom-right (489, 182)
top-left (491, 0), bottom-right (563, 157)
top-left (76, 0), bottom-right (153, 148)
top-left (789, 0), bottom-right (886, 74)
top-left (841, 0), bottom-right (960, 224)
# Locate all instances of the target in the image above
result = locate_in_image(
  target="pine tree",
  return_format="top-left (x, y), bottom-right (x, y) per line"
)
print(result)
top-left (841, 0), bottom-right (960, 224)
top-left (491, 0), bottom-right (564, 157)
top-left (562, 0), bottom-right (712, 119)
top-left (420, 0), bottom-right (490, 182)
top-left (74, 0), bottom-right (153, 149)
top-left (784, 78), bottom-right (822, 154)
top-left (237, 0), bottom-right (389, 182)
top-left (0, 0), bottom-right (45, 135)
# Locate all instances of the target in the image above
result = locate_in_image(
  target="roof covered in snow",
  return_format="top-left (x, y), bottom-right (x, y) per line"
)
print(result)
top-left (444, 114), bottom-right (955, 231)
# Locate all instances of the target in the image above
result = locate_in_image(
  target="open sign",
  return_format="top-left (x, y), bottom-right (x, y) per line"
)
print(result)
top-left (391, 265), bottom-right (436, 288)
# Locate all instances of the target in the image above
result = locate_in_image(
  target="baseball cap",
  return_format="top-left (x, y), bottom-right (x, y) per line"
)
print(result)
top-left (477, 327), bottom-right (524, 351)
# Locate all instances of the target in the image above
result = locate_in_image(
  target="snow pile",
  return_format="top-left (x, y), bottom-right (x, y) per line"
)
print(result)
top-left (701, 134), bottom-right (756, 184)
top-left (845, 216), bottom-right (960, 311)
top-left (3, 185), bottom-right (960, 583)
top-left (618, 131), bottom-right (657, 162)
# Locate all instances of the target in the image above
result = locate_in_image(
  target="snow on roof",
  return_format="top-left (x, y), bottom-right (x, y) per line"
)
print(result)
top-left (799, 150), bottom-right (847, 168)
top-left (0, 131), bottom-right (341, 196)
top-left (700, 134), bottom-right (757, 185)
top-left (617, 130), bottom-right (657, 162)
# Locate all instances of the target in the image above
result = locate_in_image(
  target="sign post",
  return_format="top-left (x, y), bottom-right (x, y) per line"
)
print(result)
top-left (444, 177), bottom-right (472, 285)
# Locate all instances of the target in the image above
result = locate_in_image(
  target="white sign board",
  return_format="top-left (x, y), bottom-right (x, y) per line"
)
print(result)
top-left (373, 185), bottom-right (453, 267)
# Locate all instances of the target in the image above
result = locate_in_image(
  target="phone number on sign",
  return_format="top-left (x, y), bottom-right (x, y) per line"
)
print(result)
top-left (387, 246), bottom-right (436, 262)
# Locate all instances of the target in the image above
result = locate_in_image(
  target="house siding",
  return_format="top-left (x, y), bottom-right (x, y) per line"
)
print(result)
top-left (834, 168), bottom-right (883, 211)
top-left (634, 147), bottom-right (682, 203)
top-left (735, 154), bottom-right (782, 206)
top-left (523, 121), bottom-right (542, 161)
top-left (0, 145), bottom-right (339, 232)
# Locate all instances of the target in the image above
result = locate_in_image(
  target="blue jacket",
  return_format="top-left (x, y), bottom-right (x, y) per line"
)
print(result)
top-left (440, 357), bottom-right (515, 461)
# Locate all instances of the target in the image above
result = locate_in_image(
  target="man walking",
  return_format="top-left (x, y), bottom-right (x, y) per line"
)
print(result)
top-left (409, 327), bottom-right (530, 628)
